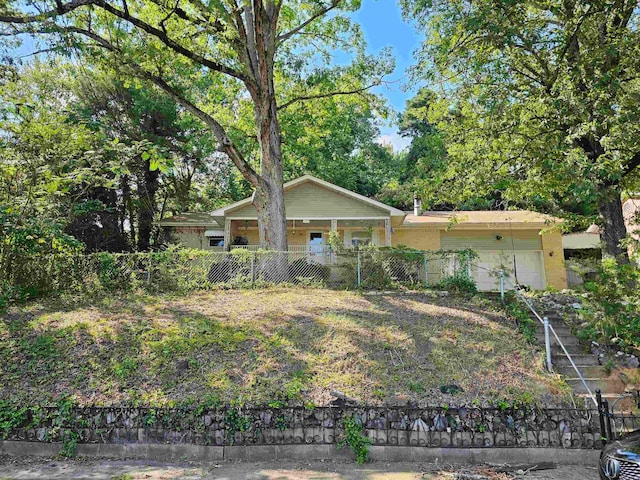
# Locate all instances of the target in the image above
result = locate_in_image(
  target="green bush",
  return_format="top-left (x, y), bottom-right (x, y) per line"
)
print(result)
top-left (436, 272), bottom-right (478, 295)
top-left (503, 292), bottom-right (536, 343)
top-left (580, 258), bottom-right (640, 352)
top-left (288, 258), bottom-right (330, 284)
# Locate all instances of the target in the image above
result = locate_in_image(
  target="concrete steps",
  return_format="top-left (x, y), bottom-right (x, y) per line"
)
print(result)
top-left (526, 306), bottom-right (634, 412)
top-left (556, 365), bottom-right (609, 378)
top-left (552, 354), bottom-right (601, 367)
top-left (533, 323), bottom-right (571, 334)
top-left (534, 333), bottom-right (579, 346)
top-left (566, 377), bottom-right (626, 395)
top-left (578, 393), bottom-right (638, 412)
top-left (550, 344), bottom-right (588, 356)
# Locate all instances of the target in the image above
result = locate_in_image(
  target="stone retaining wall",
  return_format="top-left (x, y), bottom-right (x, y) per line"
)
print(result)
top-left (0, 404), bottom-right (603, 450)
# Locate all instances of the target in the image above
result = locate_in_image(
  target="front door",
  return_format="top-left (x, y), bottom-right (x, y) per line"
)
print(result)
top-left (309, 231), bottom-right (324, 262)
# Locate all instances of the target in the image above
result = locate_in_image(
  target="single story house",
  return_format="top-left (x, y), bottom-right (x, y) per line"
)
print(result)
top-left (158, 174), bottom-right (567, 290)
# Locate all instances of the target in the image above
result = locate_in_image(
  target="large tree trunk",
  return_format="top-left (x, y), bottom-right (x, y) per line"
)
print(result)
top-left (253, 102), bottom-right (287, 251)
top-left (137, 158), bottom-right (160, 251)
top-left (598, 188), bottom-right (629, 263)
top-left (251, 98), bottom-right (289, 281)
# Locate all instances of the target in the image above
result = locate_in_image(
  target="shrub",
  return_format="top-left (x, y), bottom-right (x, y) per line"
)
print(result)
top-left (288, 258), bottom-right (330, 284)
top-left (503, 292), bottom-right (536, 343)
top-left (436, 272), bottom-right (478, 295)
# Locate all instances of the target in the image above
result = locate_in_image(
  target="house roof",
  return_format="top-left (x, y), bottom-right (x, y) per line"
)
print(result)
top-left (401, 210), bottom-right (560, 228)
top-left (210, 174), bottom-right (406, 219)
top-left (158, 213), bottom-right (221, 227)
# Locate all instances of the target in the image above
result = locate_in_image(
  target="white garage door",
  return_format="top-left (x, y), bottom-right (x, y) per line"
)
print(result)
top-left (474, 250), bottom-right (545, 291)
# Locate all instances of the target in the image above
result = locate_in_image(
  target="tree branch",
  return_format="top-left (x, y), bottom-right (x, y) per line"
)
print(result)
top-left (60, 24), bottom-right (260, 186)
top-left (0, 0), bottom-right (247, 81)
top-left (0, 0), bottom-right (94, 23)
top-left (277, 0), bottom-right (340, 44)
top-left (621, 151), bottom-right (640, 180)
top-left (277, 81), bottom-right (380, 110)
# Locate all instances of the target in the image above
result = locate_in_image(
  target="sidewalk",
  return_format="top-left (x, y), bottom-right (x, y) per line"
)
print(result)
top-left (0, 457), bottom-right (600, 480)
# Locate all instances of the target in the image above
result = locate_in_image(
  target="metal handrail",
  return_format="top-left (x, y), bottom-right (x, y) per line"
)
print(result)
top-left (497, 270), bottom-right (598, 408)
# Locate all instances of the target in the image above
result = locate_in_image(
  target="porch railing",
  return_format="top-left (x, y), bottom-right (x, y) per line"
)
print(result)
top-left (230, 245), bottom-right (322, 253)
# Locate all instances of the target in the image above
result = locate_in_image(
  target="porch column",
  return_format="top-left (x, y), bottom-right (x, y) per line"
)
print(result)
top-left (385, 218), bottom-right (392, 246)
top-left (224, 218), bottom-right (231, 251)
top-left (330, 219), bottom-right (337, 233)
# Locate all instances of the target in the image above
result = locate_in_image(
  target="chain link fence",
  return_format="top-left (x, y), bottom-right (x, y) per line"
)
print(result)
top-left (1, 248), bottom-right (477, 298)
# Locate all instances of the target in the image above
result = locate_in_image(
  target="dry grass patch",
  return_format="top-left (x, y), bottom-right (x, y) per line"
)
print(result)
top-left (0, 288), bottom-right (568, 406)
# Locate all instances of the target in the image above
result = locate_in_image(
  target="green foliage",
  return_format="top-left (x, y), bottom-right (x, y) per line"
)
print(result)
top-left (435, 272), bottom-right (477, 296)
top-left (407, 381), bottom-right (426, 394)
top-left (503, 292), bottom-right (537, 343)
top-left (59, 431), bottom-right (79, 458)
top-left (0, 401), bottom-right (28, 440)
top-left (579, 258), bottom-right (640, 352)
top-left (224, 409), bottom-right (251, 444)
top-left (401, 0), bottom-right (640, 248)
top-left (338, 414), bottom-right (371, 464)
top-left (111, 357), bottom-right (139, 381)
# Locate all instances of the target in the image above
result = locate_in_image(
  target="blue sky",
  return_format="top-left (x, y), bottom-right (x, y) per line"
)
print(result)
top-left (353, 0), bottom-right (423, 151)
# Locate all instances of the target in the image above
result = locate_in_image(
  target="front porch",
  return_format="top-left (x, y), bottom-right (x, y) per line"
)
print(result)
top-left (222, 218), bottom-right (393, 252)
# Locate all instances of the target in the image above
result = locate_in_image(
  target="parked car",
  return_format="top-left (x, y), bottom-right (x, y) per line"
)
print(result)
top-left (600, 429), bottom-right (640, 479)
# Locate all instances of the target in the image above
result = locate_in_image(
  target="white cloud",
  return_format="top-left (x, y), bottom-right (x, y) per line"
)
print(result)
top-left (376, 133), bottom-right (411, 152)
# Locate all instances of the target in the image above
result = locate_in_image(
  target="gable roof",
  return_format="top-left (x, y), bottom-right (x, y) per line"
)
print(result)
top-left (210, 174), bottom-right (406, 219)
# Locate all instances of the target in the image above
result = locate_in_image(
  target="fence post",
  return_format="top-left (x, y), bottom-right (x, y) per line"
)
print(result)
top-left (146, 254), bottom-right (152, 283)
top-left (603, 399), bottom-right (614, 441)
top-left (466, 253), bottom-right (472, 278)
top-left (423, 253), bottom-right (428, 285)
top-left (251, 252), bottom-right (257, 286)
top-left (543, 316), bottom-right (552, 372)
top-left (356, 250), bottom-right (361, 288)
top-left (499, 269), bottom-right (505, 303)
top-left (597, 389), bottom-right (608, 445)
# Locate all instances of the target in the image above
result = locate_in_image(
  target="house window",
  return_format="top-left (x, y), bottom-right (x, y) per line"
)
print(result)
top-left (209, 236), bottom-right (225, 247)
top-left (351, 231), bottom-right (372, 247)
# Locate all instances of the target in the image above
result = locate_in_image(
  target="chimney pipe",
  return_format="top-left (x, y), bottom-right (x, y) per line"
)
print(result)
top-left (413, 195), bottom-right (422, 216)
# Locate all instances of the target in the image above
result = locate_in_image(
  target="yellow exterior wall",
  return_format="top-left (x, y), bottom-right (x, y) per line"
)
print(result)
top-left (439, 229), bottom-right (542, 250)
top-left (169, 227), bottom-right (225, 250)
top-left (173, 230), bottom-right (204, 249)
top-left (541, 231), bottom-right (567, 290)
top-left (391, 229), bottom-right (441, 250)
top-left (230, 228), bottom-right (342, 247)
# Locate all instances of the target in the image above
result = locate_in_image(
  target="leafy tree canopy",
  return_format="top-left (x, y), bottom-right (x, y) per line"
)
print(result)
top-left (402, 0), bottom-right (640, 260)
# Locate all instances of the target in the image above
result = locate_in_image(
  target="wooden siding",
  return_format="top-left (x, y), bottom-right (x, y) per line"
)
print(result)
top-left (440, 230), bottom-right (542, 251)
top-left (228, 181), bottom-right (391, 218)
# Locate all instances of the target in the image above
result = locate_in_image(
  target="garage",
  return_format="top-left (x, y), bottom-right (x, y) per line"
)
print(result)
top-left (440, 231), bottom-right (546, 291)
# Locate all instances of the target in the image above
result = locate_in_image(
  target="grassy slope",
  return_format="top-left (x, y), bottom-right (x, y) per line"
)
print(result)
top-left (0, 288), bottom-right (567, 406)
